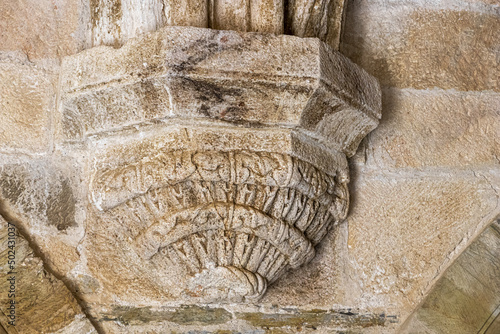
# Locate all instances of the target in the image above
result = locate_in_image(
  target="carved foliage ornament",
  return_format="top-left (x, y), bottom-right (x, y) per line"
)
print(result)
top-left (61, 26), bottom-right (381, 303)
top-left (95, 150), bottom-right (348, 302)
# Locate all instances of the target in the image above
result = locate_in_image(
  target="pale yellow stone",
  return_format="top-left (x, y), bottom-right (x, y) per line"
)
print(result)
top-left (90, 0), bottom-right (165, 47)
top-left (401, 221), bottom-right (500, 334)
top-left (345, 170), bottom-right (499, 322)
top-left (261, 220), bottom-right (349, 306)
top-left (0, 25), bottom-right (382, 328)
top-left (8, 1), bottom-right (500, 331)
top-left (79, 122), bottom-right (349, 304)
top-left (0, 216), bottom-right (94, 333)
top-left (51, 315), bottom-right (98, 334)
top-left (164, 0), bottom-right (208, 28)
top-left (0, 54), bottom-right (54, 153)
top-left (287, 0), bottom-right (346, 50)
top-left (249, 0), bottom-right (285, 34)
top-left (365, 88), bottom-right (500, 169)
top-left (341, 4), bottom-right (500, 91)
top-left (0, 0), bottom-right (84, 59)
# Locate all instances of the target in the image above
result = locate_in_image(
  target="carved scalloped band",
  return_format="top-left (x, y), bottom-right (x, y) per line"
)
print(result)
top-left (94, 150), bottom-right (348, 302)
top-left (92, 150), bottom-right (348, 211)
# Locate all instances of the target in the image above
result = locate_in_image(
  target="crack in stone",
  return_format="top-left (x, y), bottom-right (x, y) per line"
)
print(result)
top-left (0, 198), bottom-right (104, 334)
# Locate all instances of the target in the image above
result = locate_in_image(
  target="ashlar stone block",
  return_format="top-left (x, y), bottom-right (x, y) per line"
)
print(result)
top-left (0, 53), bottom-right (55, 153)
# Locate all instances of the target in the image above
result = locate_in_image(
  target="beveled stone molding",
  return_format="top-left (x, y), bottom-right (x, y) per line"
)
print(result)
top-left (59, 26), bottom-right (381, 303)
top-left (59, 26), bottom-right (380, 156)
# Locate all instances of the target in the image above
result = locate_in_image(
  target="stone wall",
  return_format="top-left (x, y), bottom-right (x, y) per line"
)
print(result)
top-left (0, 0), bottom-right (499, 333)
top-left (340, 0), bottom-right (499, 328)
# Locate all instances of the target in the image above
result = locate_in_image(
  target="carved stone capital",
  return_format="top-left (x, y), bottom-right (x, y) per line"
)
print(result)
top-left (59, 26), bottom-right (381, 303)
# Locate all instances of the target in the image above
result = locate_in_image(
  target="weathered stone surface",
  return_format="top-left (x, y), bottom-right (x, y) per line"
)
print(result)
top-left (164, 0), bottom-right (208, 28)
top-left (0, 53), bottom-right (55, 153)
top-left (4, 0), bottom-right (500, 332)
top-left (211, 0), bottom-right (284, 34)
top-left (60, 26), bottom-right (381, 156)
top-left (256, 220), bottom-right (348, 308)
top-left (88, 0), bottom-right (345, 49)
top-left (0, 19), bottom-right (384, 330)
top-left (0, 0), bottom-right (85, 59)
top-left (401, 220), bottom-right (500, 334)
top-left (485, 313), bottom-right (500, 334)
top-left (94, 304), bottom-right (394, 333)
top-left (90, 0), bottom-right (165, 48)
top-left (0, 216), bottom-right (95, 333)
top-left (287, 0), bottom-right (347, 50)
top-left (341, 1), bottom-right (500, 91)
top-left (79, 123), bottom-right (350, 305)
top-left (365, 88), bottom-right (500, 169)
top-left (0, 159), bottom-right (84, 277)
top-left (50, 315), bottom-right (97, 334)
top-left (47, 23), bottom-right (380, 313)
top-left (344, 169), bottom-right (500, 322)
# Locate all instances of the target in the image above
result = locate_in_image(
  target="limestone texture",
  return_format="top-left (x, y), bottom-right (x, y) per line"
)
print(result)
top-left (366, 88), bottom-right (500, 169)
top-left (1, 0), bottom-right (500, 332)
top-left (340, 0), bottom-right (500, 326)
top-left (1, 22), bottom-right (386, 332)
top-left (54, 26), bottom-right (380, 314)
top-left (88, 0), bottom-right (346, 49)
top-left (90, 0), bottom-right (165, 48)
top-left (0, 0), bottom-right (86, 60)
top-left (402, 220), bottom-right (500, 334)
top-left (0, 216), bottom-right (95, 333)
top-left (0, 53), bottom-right (55, 154)
top-left (341, 0), bottom-right (500, 91)
top-left (344, 169), bottom-right (499, 319)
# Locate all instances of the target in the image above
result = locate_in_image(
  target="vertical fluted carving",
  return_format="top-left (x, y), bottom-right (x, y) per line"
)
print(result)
top-left (89, 0), bottom-right (345, 49)
top-left (209, 0), bottom-right (284, 34)
top-left (90, 0), bottom-right (165, 47)
top-left (286, 0), bottom-right (346, 49)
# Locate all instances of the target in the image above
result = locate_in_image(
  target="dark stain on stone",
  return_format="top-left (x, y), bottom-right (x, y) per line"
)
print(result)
top-left (46, 178), bottom-right (76, 231)
top-left (0, 170), bottom-right (27, 205)
top-left (103, 305), bottom-right (232, 326)
top-left (90, 0), bottom-right (102, 29)
top-left (236, 310), bottom-right (390, 329)
top-left (137, 79), bottom-right (161, 116)
top-left (177, 77), bottom-right (248, 121)
top-left (171, 32), bottom-right (250, 73)
top-left (90, 0), bottom-right (122, 47)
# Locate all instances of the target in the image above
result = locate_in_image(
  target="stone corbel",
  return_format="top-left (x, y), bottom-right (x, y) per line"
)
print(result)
top-left (59, 26), bottom-right (381, 303)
